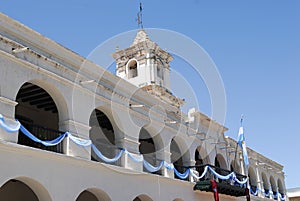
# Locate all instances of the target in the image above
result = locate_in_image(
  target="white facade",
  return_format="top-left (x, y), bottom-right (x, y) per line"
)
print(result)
top-left (287, 188), bottom-right (300, 201)
top-left (0, 13), bottom-right (287, 201)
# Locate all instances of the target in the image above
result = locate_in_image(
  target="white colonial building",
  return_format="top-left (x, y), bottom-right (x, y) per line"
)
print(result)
top-left (287, 188), bottom-right (300, 201)
top-left (0, 13), bottom-right (287, 201)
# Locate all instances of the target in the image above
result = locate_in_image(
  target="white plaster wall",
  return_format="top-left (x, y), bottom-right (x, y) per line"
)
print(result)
top-left (0, 141), bottom-right (256, 201)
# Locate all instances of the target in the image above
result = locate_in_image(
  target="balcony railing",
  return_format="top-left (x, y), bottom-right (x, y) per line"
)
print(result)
top-left (193, 164), bottom-right (248, 197)
top-left (91, 141), bottom-right (122, 166)
top-left (173, 163), bottom-right (190, 180)
top-left (18, 122), bottom-right (64, 153)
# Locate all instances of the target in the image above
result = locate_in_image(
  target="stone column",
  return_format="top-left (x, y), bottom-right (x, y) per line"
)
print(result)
top-left (187, 159), bottom-right (197, 183)
top-left (59, 120), bottom-right (91, 160)
top-left (115, 136), bottom-right (143, 172)
top-left (255, 163), bottom-right (263, 198)
top-left (156, 147), bottom-right (174, 178)
top-left (0, 96), bottom-right (19, 143)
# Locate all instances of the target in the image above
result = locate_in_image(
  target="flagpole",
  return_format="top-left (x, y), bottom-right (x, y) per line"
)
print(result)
top-left (240, 116), bottom-right (250, 190)
top-left (240, 115), bottom-right (250, 190)
top-left (235, 115), bottom-right (251, 199)
top-left (234, 115), bottom-right (243, 172)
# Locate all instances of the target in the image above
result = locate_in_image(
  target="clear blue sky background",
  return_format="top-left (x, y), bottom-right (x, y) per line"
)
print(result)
top-left (2, 1), bottom-right (299, 188)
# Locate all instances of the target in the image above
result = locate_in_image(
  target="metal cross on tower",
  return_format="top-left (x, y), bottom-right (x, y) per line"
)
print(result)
top-left (137, 2), bottom-right (143, 29)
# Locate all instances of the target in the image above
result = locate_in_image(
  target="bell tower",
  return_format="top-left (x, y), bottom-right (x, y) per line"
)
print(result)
top-left (113, 29), bottom-right (172, 90)
top-left (113, 29), bottom-right (184, 108)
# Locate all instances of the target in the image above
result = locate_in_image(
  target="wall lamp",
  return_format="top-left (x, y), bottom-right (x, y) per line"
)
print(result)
top-left (12, 47), bottom-right (29, 53)
top-left (129, 104), bottom-right (144, 108)
top-left (210, 141), bottom-right (227, 145)
top-left (80, 80), bottom-right (96, 85)
top-left (164, 120), bottom-right (177, 124)
top-left (198, 136), bottom-right (215, 141)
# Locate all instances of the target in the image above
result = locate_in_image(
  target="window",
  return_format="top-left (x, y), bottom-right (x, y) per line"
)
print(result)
top-left (127, 59), bottom-right (138, 78)
top-left (157, 66), bottom-right (163, 79)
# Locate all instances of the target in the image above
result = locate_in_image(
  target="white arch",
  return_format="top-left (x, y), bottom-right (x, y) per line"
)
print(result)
top-left (230, 159), bottom-right (240, 173)
top-left (15, 79), bottom-right (69, 122)
top-left (0, 177), bottom-right (52, 201)
top-left (270, 176), bottom-right (277, 193)
top-left (90, 106), bottom-right (122, 140)
top-left (248, 166), bottom-right (257, 187)
top-left (215, 153), bottom-right (227, 169)
top-left (170, 136), bottom-right (191, 164)
top-left (76, 188), bottom-right (112, 201)
top-left (277, 178), bottom-right (285, 194)
top-left (193, 144), bottom-right (210, 164)
top-left (91, 100), bottom-right (141, 141)
top-left (262, 172), bottom-right (270, 191)
top-left (139, 126), bottom-right (164, 152)
top-left (133, 194), bottom-right (154, 201)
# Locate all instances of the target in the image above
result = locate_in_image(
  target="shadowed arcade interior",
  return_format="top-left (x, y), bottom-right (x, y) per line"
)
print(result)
top-left (90, 109), bottom-right (117, 161)
top-left (0, 179), bottom-right (39, 201)
top-left (15, 82), bottom-right (63, 153)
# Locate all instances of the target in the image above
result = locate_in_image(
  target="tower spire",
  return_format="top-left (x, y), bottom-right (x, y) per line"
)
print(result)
top-left (137, 2), bottom-right (143, 29)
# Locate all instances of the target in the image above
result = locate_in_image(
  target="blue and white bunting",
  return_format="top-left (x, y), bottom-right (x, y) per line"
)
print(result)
top-left (0, 114), bottom-right (20, 133)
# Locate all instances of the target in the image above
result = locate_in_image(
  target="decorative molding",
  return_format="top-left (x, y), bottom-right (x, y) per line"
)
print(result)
top-left (0, 96), bottom-right (18, 107)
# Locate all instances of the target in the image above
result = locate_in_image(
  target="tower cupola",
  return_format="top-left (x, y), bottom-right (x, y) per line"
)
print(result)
top-left (113, 29), bottom-right (184, 108)
top-left (113, 29), bottom-right (172, 90)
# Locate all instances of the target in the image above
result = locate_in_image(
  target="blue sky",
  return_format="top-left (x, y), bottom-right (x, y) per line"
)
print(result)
top-left (2, 1), bottom-right (299, 188)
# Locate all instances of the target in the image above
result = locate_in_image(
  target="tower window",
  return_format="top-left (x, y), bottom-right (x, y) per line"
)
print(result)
top-left (127, 59), bottom-right (138, 78)
top-left (157, 66), bottom-right (163, 79)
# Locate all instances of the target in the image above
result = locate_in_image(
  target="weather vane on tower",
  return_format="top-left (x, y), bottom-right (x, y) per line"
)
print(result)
top-left (137, 2), bottom-right (143, 29)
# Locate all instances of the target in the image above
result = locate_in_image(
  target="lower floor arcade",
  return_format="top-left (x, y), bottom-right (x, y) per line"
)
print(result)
top-left (0, 141), bottom-right (207, 201)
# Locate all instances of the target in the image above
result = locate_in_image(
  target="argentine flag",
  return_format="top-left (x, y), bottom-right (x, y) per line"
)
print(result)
top-left (237, 126), bottom-right (249, 167)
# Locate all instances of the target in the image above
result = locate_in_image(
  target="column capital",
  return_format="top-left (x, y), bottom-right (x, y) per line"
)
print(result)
top-left (115, 137), bottom-right (140, 154)
top-left (0, 96), bottom-right (18, 142)
top-left (156, 149), bottom-right (172, 162)
top-left (0, 96), bottom-right (18, 119)
top-left (59, 120), bottom-right (91, 139)
top-left (60, 120), bottom-right (91, 159)
top-left (115, 137), bottom-right (143, 171)
top-left (0, 96), bottom-right (18, 107)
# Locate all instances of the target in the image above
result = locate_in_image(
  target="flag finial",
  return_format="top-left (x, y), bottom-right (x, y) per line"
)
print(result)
top-left (240, 114), bottom-right (244, 126)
